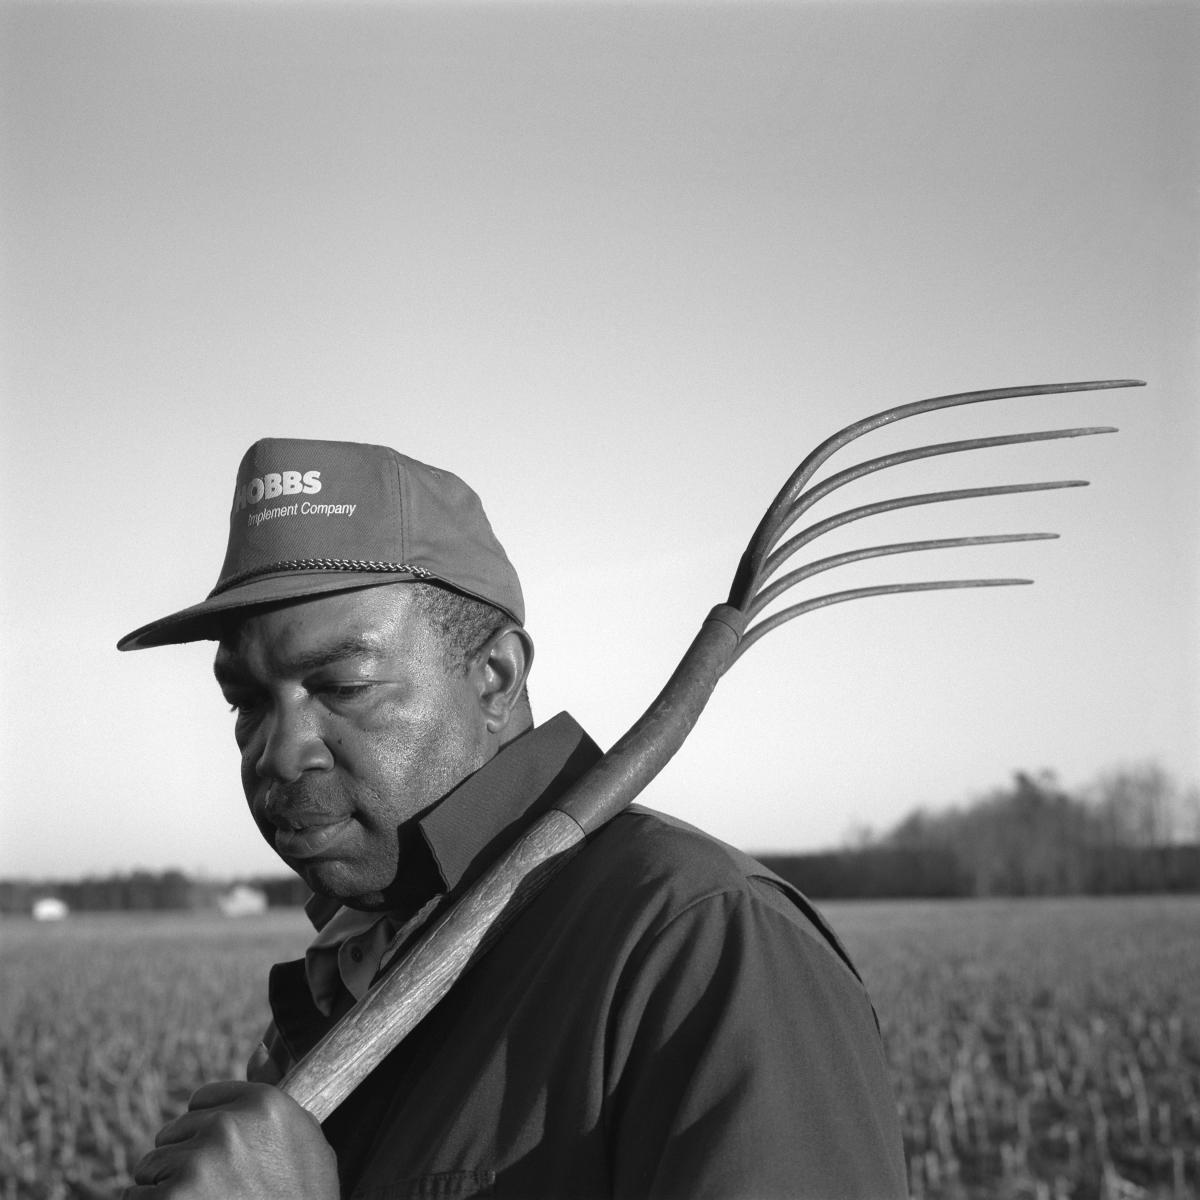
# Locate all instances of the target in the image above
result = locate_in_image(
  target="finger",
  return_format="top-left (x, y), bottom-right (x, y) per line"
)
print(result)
top-left (188, 1079), bottom-right (267, 1110)
top-left (153, 1108), bottom-right (209, 1147)
top-left (131, 1146), bottom-right (180, 1186)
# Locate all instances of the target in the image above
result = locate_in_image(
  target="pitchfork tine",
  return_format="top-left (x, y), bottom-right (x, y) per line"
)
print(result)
top-left (727, 379), bottom-right (1144, 611)
top-left (760, 426), bottom-right (1115, 563)
top-left (735, 580), bottom-right (1036, 662)
top-left (759, 479), bottom-right (1087, 586)
top-left (723, 378), bottom-right (1144, 669)
top-left (746, 532), bottom-right (1058, 620)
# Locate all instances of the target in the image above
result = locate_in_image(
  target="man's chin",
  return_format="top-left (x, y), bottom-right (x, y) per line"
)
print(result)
top-left (290, 861), bottom-right (392, 912)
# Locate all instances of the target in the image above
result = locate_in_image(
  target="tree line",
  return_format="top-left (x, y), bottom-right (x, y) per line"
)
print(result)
top-left (763, 762), bottom-right (1200, 899)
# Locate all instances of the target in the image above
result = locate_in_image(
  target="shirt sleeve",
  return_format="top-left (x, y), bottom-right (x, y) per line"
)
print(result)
top-left (604, 884), bottom-right (909, 1200)
top-left (245, 1020), bottom-right (292, 1085)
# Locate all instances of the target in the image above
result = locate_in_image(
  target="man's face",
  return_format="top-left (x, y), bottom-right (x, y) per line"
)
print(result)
top-left (213, 585), bottom-right (492, 911)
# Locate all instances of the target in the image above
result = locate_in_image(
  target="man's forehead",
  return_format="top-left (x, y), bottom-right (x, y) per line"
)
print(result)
top-left (213, 586), bottom-right (422, 673)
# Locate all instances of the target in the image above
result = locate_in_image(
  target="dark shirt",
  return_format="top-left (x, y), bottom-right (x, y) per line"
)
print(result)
top-left (255, 713), bottom-right (909, 1199)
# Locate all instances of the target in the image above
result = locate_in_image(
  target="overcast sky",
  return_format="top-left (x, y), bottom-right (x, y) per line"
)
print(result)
top-left (2, 0), bottom-right (1197, 879)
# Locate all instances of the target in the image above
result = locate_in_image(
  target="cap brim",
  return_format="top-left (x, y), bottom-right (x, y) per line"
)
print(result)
top-left (117, 570), bottom-right (426, 651)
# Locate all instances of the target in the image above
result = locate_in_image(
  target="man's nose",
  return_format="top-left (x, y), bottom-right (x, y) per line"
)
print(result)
top-left (254, 701), bottom-right (334, 783)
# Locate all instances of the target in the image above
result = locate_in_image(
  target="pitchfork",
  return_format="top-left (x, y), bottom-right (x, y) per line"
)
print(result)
top-left (266, 378), bottom-right (1143, 1118)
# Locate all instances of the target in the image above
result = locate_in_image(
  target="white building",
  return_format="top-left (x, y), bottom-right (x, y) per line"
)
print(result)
top-left (32, 897), bottom-right (69, 921)
top-left (218, 884), bottom-right (268, 917)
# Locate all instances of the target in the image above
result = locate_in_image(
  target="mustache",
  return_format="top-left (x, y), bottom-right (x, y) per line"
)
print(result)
top-left (259, 778), bottom-right (353, 826)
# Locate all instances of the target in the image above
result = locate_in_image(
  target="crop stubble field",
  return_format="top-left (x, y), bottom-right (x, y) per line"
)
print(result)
top-left (1, 896), bottom-right (1197, 1200)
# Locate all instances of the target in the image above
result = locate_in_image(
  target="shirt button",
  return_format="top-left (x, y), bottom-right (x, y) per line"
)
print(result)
top-left (349, 947), bottom-right (364, 963)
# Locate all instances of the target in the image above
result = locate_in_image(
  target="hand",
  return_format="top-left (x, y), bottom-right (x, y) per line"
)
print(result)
top-left (123, 1081), bottom-right (339, 1199)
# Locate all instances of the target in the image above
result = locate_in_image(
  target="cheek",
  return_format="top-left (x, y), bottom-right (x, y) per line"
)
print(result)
top-left (236, 742), bottom-right (272, 843)
top-left (252, 814), bottom-right (276, 852)
top-left (365, 712), bottom-right (485, 826)
top-left (239, 751), bottom-right (260, 800)
top-left (234, 725), bottom-right (259, 788)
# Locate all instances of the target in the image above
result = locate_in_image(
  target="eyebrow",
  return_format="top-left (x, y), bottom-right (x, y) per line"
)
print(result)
top-left (213, 634), bottom-right (387, 685)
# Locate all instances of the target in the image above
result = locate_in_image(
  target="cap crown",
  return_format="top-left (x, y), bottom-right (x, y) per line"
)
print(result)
top-left (117, 437), bottom-right (524, 651)
top-left (215, 438), bottom-right (523, 621)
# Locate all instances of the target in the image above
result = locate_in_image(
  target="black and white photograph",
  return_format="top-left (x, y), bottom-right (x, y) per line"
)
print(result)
top-left (2, 2), bottom-right (1197, 1197)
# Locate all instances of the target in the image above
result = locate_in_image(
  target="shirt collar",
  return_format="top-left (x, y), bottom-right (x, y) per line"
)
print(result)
top-left (416, 710), bottom-right (601, 895)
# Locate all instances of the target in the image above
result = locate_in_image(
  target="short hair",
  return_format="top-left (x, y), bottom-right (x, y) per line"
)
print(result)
top-left (408, 581), bottom-right (532, 715)
top-left (408, 581), bottom-right (510, 670)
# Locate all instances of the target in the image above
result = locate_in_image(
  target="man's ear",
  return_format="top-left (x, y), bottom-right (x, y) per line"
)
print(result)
top-left (471, 624), bottom-right (534, 739)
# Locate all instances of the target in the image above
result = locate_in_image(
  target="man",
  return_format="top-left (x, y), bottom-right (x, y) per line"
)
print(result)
top-left (119, 437), bottom-right (908, 1199)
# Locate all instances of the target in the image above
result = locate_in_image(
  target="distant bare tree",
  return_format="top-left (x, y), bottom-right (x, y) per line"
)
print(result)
top-left (1184, 784), bottom-right (1200, 842)
top-left (877, 763), bottom-right (1200, 896)
top-left (1087, 762), bottom-right (1185, 847)
top-left (884, 771), bottom-right (1101, 895)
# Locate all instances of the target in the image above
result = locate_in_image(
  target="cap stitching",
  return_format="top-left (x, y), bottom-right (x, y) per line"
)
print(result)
top-left (212, 558), bottom-right (434, 596)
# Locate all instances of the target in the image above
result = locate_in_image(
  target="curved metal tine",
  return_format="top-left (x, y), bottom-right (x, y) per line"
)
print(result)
top-left (759, 480), bottom-right (1087, 589)
top-left (756, 426), bottom-right (1115, 569)
top-left (727, 379), bottom-right (1143, 611)
top-left (746, 533), bottom-right (1058, 620)
top-left (733, 579), bottom-right (1034, 665)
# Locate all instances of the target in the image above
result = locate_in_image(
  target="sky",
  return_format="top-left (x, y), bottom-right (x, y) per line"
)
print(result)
top-left (2, 0), bottom-right (1197, 880)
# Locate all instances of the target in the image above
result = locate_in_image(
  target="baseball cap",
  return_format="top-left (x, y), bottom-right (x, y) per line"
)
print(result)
top-left (117, 437), bottom-right (524, 651)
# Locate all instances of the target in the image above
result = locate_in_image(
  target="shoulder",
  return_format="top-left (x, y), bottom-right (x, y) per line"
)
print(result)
top-left (584, 804), bottom-right (784, 905)
top-left (566, 804), bottom-right (863, 987)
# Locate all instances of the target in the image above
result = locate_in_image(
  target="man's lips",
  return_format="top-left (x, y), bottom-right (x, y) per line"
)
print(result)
top-left (271, 814), bottom-right (354, 860)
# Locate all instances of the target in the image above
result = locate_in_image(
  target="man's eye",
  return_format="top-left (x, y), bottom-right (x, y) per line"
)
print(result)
top-left (319, 683), bottom-right (374, 703)
top-left (224, 694), bottom-right (262, 716)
